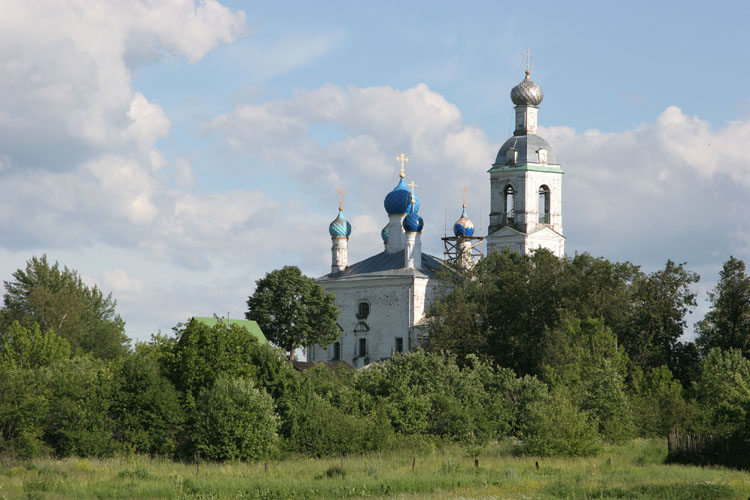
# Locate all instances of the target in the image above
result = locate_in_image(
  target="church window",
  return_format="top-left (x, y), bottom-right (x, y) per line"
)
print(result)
top-left (505, 148), bottom-right (517, 164)
top-left (354, 321), bottom-right (369, 333)
top-left (537, 148), bottom-right (548, 164)
top-left (538, 185), bottom-right (550, 224)
top-left (358, 338), bottom-right (367, 357)
top-left (332, 341), bottom-right (340, 361)
top-left (516, 109), bottom-right (525, 128)
top-left (504, 185), bottom-right (515, 224)
top-left (395, 337), bottom-right (403, 353)
top-left (356, 301), bottom-right (370, 319)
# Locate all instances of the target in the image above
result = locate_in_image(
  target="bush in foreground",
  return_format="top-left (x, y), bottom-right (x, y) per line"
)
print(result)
top-left (519, 388), bottom-right (601, 457)
top-left (194, 376), bottom-right (280, 461)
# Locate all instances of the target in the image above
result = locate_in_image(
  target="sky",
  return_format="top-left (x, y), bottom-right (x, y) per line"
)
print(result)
top-left (1, 0), bottom-right (749, 343)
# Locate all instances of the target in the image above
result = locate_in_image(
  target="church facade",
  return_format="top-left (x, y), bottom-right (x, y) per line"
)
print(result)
top-left (307, 70), bottom-right (564, 366)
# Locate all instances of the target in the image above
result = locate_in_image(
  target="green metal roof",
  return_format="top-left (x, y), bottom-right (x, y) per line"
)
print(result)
top-left (192, 316), bottom-right (267, 344)
top-left (488, 163), bottom-right (564, 174)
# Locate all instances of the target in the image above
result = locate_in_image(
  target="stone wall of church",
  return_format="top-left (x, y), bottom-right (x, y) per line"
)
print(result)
top-left (308, 275), bottom-right (437, 368)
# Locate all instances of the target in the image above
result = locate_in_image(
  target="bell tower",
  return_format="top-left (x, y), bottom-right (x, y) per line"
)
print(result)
top-left (486, 60), bottom-right (565, 257)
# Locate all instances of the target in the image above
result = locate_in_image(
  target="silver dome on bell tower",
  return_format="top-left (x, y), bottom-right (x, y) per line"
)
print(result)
top-left (510, 70), bottom-right (544, 106)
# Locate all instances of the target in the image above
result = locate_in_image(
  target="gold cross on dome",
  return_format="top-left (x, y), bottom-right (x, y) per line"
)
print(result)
top-left (523, 48), bottom-right (534, 74)
top-left (408, 180), bottom-right (418, 192)
top-left (462, 185), bottom-right (468, 208)
top-left (396, 153), bottom-right (409, 178)
top-left (408, 181), bottom-right (418, 202)
top-left (338, 188), bottom-right (344, 211)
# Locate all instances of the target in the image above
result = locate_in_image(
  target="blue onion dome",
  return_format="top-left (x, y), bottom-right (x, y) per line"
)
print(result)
top-left (453, 206), bottom-right (475, 237)
top-left (510, 70), bottom-right (543, 106)
top-left (328, 208), bottom-right (351, 238)
top-left (381, 224), bottom-right (389, 244)
top-left (402, 201), bottom-right (424, 233)
top-left (384, 177), bottom-right (420, 215)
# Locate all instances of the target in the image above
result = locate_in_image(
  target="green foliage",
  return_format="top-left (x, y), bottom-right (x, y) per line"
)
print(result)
top-left (0, 321), bottom-right (70, 369)
top-left (543, 318), bottom-right (634, 443)
top-left (624, 260), bottom-right (699, 371)
top-left (159, 319), bottom-right (266, 409)
top-left (693, 347), bottom-right (750, 436)
top-left (488, 367), bottom-right (550, 436)
top-left (282, 380), bottom-right (391, 457)
top-left (519, 388), bottom-right (601, 457)
top-left (110, 352), bottom-right (185, 456)
top-left (42, 357), bottom-right (116, 457)
top-left (354, 351), bottom-right (512, 444)
top-left (0, 366), bottom-right (51, 458)
top-left (246, 265), bottom-right (340, 360)
top-left (1, 255), bottom-right (129, 359)
top-left (426, 251), bottom-right (699, 379)
top-left (696, 256), bottom-right (750, 357)
top-left (193, 375), bottom-right (280, 462)
top-left (630, 365), bottom-right (692, 437)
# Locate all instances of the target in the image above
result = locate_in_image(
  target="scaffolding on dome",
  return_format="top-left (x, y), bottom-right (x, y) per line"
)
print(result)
top-left (441, 234), bottom-right (484, 269)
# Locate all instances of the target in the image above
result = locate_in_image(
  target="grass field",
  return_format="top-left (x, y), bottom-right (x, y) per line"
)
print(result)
top-left (1, 439), bottom-right (748, 499)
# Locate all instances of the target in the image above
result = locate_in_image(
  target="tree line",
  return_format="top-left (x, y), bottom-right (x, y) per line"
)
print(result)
top-left (1, 252), bottom-right (749, 461)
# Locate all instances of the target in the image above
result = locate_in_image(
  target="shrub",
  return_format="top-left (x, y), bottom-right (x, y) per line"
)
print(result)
top-left (630, 365), bottom-right (692, 437)
top-left (519, 388), bottom-right (601, 457)
top-left (42, 357), bottom-right (116, 457)
top-left (282, 382), bottom-right (392, 457)
top-left (0, 367), bottom-right (51, 458)
top-left (193, 376), bottom-right (279, 462)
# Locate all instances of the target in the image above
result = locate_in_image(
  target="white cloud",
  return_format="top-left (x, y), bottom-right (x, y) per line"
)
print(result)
top-left (0, 1), bottom-right (245, 166)
top-left (125, 93), bottom-right (172, 150)
top-left (542, 107), bottom-right (750, 268)
top-left (102, 268), bottom-right (145, 295)
top-left (0, 1), bottom-right (249, 260)
top-left (174, 158), bottom-right (196, 187)
top-left (207, 83), bottom-right (495, 259)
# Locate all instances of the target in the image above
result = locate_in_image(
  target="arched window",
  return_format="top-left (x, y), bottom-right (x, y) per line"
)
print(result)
top-left (331, 341), bottom-right (340, 361)
top-left (504, 185), bottom-right (515, 224)
top-left (356, 301), bottom-right (370, 319)
top-left (538, 185), bottom-right (550, 224)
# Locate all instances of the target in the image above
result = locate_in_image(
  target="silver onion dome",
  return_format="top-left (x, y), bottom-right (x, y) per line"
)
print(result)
top-left (510, 71), bottom-right (543, 106)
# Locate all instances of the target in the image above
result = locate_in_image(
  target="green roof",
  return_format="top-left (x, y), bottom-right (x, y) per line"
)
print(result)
top-left (488, 163), bottom-right (564, 174)
top-left (192, 316), bottom-right (267, 344)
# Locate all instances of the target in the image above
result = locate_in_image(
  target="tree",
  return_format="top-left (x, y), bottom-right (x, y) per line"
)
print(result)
top-left (111, 352), bottom-right (185, 457)
top-left (625, 260), bottom-right (699, 371)
top-left (693, 348), bottom-right (750, 437)
top-left (696, 257), bottom-right (750, 357)
top-left (1, 255), bottom-right (129, 359)
top-left (427, 249), bottom-right (567, 375)
top-left (0, 321), bottom-right (70, 369)
top-left (246, 266), bottom-right (339, 360)
top-left (159, 319), bottom-right (266, 409)
top-left (542, 318), bottom-right (634, 443)
top-left (629, 365), bottom-right (691, 437)
top-left (425, 250), bottom-right (699, 378)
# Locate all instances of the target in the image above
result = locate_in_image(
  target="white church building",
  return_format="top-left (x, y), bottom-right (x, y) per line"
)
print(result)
top-left (306, 70), bottom-right (564, 367)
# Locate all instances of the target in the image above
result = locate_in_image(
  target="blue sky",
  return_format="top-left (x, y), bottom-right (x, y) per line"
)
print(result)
top-left (1, 0), bottom-right (748, 342)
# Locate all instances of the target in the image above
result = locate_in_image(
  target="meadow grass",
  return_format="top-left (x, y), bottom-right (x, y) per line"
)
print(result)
top-left (0, 439), bottom-right (748, 499)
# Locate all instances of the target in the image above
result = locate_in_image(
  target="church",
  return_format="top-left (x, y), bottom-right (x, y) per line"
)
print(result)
top-left (306, 70), bottom-right (565, 367)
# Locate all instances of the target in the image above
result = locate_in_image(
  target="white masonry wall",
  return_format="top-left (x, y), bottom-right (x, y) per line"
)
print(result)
top-left (308, 274), bottom-right (437, 368)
